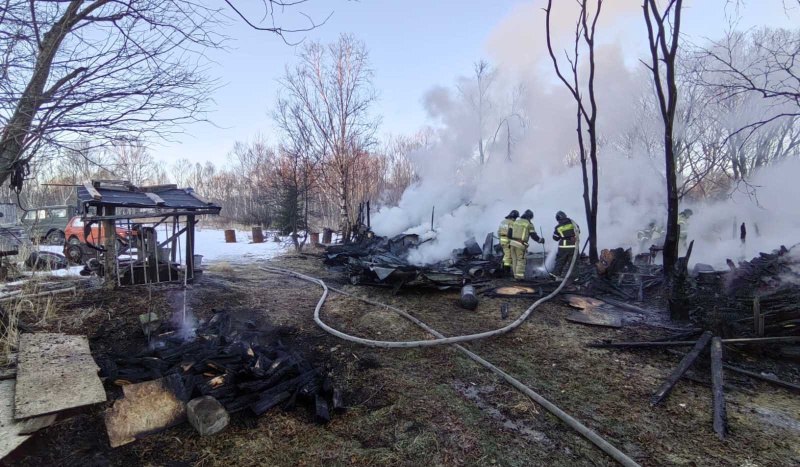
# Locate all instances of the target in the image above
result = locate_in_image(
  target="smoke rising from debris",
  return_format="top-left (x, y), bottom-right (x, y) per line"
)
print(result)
top-left (372, 1), bottom-right (800, 268)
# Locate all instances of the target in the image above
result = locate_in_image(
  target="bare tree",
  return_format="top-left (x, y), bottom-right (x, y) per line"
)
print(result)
top-left (545, 0), bottom-right (603, 264)
top-left (642, 0), bottom-right (683, 279)
top-left (0, 0), bottom-right (323, 192)
top-left (457, 60), bottom-right (496, 165)
top-left (697, 27), bottom-right (800, 141)
top-left (277, 34), bottom-right (379, 242)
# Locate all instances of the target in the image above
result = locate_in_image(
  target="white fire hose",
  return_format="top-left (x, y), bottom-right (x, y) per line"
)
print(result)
top-left (259, 232), bottom-right (641, 466)
top-left (261, 233), bottom-right (580, 348)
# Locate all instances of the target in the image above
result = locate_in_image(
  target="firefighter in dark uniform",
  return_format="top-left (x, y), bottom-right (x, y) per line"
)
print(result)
top-left (552, 211), bottom-right (578, 279)
top-left (509, 209), bottom-right (544, 280)
top-left (497, 210), bottom-right (519, 276)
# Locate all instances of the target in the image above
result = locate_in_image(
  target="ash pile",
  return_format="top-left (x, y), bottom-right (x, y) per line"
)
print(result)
top-left (100, 308), bottom-right (343, 441)
top-left (325, 232), bottom-right (501, 291)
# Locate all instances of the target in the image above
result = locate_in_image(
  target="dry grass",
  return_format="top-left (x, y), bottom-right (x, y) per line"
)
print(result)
top-left (7, 256), bottom-right (800, 467)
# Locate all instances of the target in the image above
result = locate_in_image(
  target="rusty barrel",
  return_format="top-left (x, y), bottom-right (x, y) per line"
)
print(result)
top-left (251, 227), bottom-right (264, 244)
top-left (310, 232), bottom-right (320, 246)
top-left (224, 229), bottom-right (237, 243)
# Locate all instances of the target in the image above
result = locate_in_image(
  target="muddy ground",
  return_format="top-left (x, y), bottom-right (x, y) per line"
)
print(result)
top-left (4, 251), bottom-right (800, 466)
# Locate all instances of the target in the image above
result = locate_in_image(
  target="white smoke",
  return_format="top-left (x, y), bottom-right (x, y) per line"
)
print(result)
top-left (371, 0), bottom-right (800, 269)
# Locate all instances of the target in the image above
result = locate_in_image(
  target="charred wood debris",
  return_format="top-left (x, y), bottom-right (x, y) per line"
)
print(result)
top-left (99, 310), bottom-right (344, 425)
top-left (326, 225), bottom-right (800, 439)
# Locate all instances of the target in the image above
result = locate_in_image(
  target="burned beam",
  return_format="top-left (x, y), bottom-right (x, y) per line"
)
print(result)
top-left (590, 335), bottom-right (800, 349)
top-left (723, 364), bottom-right (800, 393)
top-left (651, 331), bottom-right (712, 406)
top-left (710, 337), bottom-right (727, 440)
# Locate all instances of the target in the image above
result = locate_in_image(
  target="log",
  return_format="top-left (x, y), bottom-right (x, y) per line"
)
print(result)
top-left (314, 394), bottom-right (330, 424)
top-left (250, 391), bottom-right (291, 416)
top-left (251, 227), bottom-right (264, 244)
top-left (710, 337), bottom-right (727, 440)
top-left (723, 365), bottom-right (800, 393)
top-left (332, 389), bottom-right (346, 413)
top-left (651, 331), bottom-right (713, 406)
top-left (0, 287), bottom-right (77, 303)
top-left (224, 230), bottom-right (236, 243)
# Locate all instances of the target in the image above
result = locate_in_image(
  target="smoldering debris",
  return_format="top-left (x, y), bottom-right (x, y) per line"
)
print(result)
top-left (100, 308), bottom-right (343, 446)
top-left (324, 232), bottom-right (501, 291)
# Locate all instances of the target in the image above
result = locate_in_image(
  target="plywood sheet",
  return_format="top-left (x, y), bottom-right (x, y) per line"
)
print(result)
top-left (105, 374), bottom-right (187, 448)
top-left (1, 380), bottom-right (56, 460)
top-left (14, 333), bottom-right (106, 419)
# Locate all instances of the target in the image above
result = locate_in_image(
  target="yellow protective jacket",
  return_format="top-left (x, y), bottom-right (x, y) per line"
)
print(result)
top-left (553, 218), bottom-right (577, 248)
top-left (510, 218), bottom-right (541, 247)
top-left (498, 218), bottom-right (514, 245)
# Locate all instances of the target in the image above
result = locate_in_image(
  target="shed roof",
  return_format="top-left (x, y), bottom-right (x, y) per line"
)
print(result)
top-left (76, 183), bottom-right (220, 213)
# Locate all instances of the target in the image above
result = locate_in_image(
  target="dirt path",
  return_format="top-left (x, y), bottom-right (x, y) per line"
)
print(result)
top-left (6, 253), bottom-right (800, 466)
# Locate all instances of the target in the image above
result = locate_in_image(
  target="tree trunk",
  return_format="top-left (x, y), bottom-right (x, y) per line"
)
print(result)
top-left (663, 126), bottom-right (680, 278)
top-left (0, 1), bottom-right (82, 185)
top-left (338, 174), bottom-right (350, 243)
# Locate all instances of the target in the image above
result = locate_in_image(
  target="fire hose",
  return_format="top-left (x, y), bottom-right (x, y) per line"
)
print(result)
top-left (261, 232), bottom-right (580, 348)
top-left (259, 232), bottom-right (641, 466)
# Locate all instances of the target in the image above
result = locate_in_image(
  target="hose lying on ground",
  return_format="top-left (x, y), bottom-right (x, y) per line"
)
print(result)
top-left (260, 233), bottom-right (579, 348)
top-left (258, 236), bottom-right (641, 466)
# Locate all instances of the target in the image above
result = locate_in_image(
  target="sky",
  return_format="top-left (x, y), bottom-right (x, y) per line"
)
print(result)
top-left (150, 0), bottom-right (800, 168)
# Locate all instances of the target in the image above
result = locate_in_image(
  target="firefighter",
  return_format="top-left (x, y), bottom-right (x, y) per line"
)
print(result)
top-left (509, 209), bottom-right (544, 280)
top-left (678, 208), bottom-right (693, 248)
top-left (497, 210), bottom-right (519, 275)
top-left (552, 211), bottom-right (578, 279)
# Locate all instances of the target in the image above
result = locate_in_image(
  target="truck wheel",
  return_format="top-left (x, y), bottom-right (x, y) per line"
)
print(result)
top-left (46, 230), bottom-right (65, 245)
top-left (68, 236), bottom-right (81, 245)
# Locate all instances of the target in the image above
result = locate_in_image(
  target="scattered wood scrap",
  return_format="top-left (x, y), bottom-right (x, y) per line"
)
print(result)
top-left (564, 294), bottom-right (622, 328)
top-left (13, 333), bottom-right (106, 419)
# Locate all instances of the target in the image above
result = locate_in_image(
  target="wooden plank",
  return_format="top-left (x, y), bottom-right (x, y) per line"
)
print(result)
top-left (650, 331), bottom-right (712, 406)
top-left (566, 309), bottom-right (622, 328)
top-left (83, 182), bottom-right (103, 201)
top-left (143, 192), bottom-right (166, 205)
top-left (590, 336), bottom-right (800, 349)
top-left (104, 374), bottom-right (187, 448)
top-left (710, 337), bottom-right (727, 440)
top-left (1, 380), bottom-right (56, 460)
top-left (13, 333), bottom-right (106, 419)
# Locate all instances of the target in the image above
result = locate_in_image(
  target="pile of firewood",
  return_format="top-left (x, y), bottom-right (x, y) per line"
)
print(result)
top-left (98, 311), bottom-right (344, 422)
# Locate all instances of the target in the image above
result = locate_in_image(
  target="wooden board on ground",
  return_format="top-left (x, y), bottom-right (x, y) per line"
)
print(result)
top-left (493, 286), bottom-right (537, 295)
top-left (0, 380), bottom-right (56, 460)
top-left (14, 333), bottom-right (106, 419)
top-left (566, 309), bottom-right (623, 328)
top-left (564, 294), bottom-right (623, 328)
top-left (104, 374), bottom-right (187, 448)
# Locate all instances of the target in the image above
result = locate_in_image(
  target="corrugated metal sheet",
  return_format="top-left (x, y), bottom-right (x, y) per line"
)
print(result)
top-left (76, 186), bottom-right (220, 212)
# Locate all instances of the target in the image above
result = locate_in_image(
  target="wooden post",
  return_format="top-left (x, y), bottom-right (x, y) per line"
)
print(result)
top-left (310, 232), bottom-right (319, 246)
top-left (322, 228), bottom-right (332, 244)
top-left (651, 331), bottom-right (712, 406)
top-left (101, 206), bottom-right (118, 289)
top-left (251, 227), bottom-right (264, 244)
top-left (710, 337), bottom-right (727, 440)
top-left (185, 214), bottom-right (196, 282)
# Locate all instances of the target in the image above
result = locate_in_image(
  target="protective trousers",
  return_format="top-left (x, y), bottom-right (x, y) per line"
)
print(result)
top-left (500, 240), bottom-right (512, 267)
top-left (510, 242), bottom-right (527, 280)
top-left (554, 247), bottom-right (574, 277)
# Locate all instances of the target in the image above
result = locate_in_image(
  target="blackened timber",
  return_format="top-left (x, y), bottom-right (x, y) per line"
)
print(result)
top-left (314, 394), bottom-right (331, 424)
top-left (710, 337), bottom-right (727, 440)
top-left (332, 389), bottom-right (346, 413)
top-left (723, 364), bottom-right (800, 393)
top-left (590, 335), bottom-right (800, 349)
top-left (651, 331), bottom-right (713, 406)
top-left (251, 391), bottom-right (291, 415)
